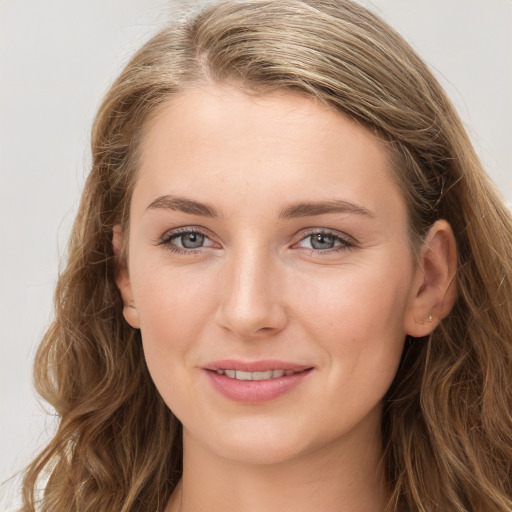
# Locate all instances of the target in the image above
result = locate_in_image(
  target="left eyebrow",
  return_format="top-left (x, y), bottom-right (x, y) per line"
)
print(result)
top-left (279, 200), bottom-right (375, 219)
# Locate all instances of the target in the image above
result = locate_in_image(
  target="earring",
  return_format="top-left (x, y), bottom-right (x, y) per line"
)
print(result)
top-left (418, 314), bottom-right (433, 325)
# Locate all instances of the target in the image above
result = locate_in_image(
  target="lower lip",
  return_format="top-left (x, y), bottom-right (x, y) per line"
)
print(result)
top-left (205, 369), bottom-right (313, 404)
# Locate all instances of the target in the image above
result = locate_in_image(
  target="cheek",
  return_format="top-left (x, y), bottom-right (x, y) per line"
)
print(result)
top-left (294, 258), bottom-right (411, 331)
top-left (280, 263), bottom-right (411, 439)
top-left (132, 262), bottom-right (217, 377)
top-left (290, 258), bottom-right (412, 379)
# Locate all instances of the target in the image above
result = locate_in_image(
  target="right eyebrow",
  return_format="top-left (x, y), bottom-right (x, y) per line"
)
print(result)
top-left (145, 195), bottom-right (220, 218)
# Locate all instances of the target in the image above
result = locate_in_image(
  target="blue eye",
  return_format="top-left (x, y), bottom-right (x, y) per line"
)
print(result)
top-left (297, 231), bottom-right (353, 251)
top-left (160, 229), bottom-right (217, 252)
top-left (172, 232), bottom-right (206, 249)
top-left (309, 233), bottom-right (337, 250)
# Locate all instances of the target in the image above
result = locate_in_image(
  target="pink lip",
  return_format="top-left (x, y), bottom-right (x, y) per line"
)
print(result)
top-left (203, 360), bottom-right (314, 404)
top-left (204, 359), bottom-right (312, 372)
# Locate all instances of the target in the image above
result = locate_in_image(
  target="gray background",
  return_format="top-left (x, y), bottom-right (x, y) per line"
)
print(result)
top-left (1, 0), bottom-right (511, 507)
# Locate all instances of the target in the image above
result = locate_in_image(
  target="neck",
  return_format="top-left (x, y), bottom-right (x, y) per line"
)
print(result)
top-left (166, 417), bottom-right (390, 512)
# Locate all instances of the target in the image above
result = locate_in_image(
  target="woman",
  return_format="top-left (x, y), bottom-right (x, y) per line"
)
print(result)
top-left (20, 1), bottom-right (512, 511)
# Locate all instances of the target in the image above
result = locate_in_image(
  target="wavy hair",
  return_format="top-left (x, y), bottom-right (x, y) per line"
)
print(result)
top-left (20, 1), bottom-right (512, 511)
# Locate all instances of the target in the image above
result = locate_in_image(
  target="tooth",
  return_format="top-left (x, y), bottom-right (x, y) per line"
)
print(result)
top-left (252, 371), bottom-right (273, 381)
top-left (235, 370), bottom-right (253, 380)
top-left (221, 369), bottom-right (299, 380)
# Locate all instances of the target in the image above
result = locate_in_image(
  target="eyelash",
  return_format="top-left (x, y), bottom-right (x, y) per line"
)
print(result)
top-left (296, 230), bottom-right (355, 254)
top-left (158, 227), bottom-right (215, 255)
top-left (158, 227), bottom-right (355, 255)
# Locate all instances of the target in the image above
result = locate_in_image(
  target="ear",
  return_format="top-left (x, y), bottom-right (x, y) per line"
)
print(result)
top-left (405, 219), bottom-right (457, 337)
top-left (113, 225), bottom-right (140, 329)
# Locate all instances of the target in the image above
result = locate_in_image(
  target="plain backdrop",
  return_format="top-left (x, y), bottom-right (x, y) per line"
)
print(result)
top-left (1, 0), bottom-right (511, 506)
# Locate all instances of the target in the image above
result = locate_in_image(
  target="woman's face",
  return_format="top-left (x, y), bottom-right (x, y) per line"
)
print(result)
top-left (116, 85), bottom-right (424, 465)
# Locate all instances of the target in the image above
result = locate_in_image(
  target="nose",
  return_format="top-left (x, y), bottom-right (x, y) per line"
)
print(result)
top-left (214, 245), bottom-right (288, 339)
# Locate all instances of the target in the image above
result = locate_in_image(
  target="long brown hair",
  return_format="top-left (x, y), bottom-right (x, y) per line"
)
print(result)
top-left (20, 1), bottom-right (512, 511)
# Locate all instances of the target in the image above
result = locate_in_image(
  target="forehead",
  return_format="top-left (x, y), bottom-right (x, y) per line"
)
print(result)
top-left (133, 84), bottom-right (405, 223)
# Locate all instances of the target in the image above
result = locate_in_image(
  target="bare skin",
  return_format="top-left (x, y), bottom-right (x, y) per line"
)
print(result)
top-left (114, 85), bottom-right (457, 512)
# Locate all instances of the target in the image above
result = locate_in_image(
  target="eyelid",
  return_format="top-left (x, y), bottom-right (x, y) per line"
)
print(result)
top-left (158, 226), bottom-right (221, 252)
top-left (292, 228), bottom-right (357, 251)
top-left (156, 225), bottom-right (356, 254)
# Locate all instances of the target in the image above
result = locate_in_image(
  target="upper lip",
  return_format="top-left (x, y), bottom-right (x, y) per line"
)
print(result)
top-left (203, 359), bottom-right (313, 372)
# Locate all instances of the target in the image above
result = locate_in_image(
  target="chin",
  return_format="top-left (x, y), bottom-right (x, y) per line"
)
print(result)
top-left (186, 418), bottom-right (315, 466)
top-left (219, 439), bottom-right (307, 466)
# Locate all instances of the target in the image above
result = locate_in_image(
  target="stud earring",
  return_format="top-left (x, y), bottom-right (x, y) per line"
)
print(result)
top-left (428, 314), bottom-right (433, 322)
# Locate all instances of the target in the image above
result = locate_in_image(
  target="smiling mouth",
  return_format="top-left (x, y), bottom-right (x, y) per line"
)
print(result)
top-left (212, 369), bottom-right (305, 381)
top-left (205, 363), bottom-right (313, 403)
